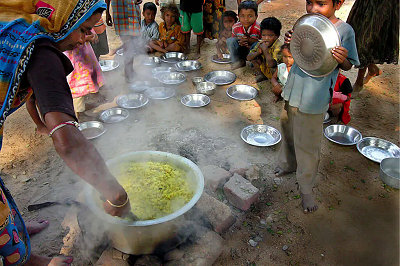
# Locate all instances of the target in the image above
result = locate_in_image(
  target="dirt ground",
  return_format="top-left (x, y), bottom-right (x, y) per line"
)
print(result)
top-left (0, 0), bottom-right (398, 265)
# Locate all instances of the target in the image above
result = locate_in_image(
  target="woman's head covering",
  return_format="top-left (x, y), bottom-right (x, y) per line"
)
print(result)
top-left (0, 0), bottom-right (106, 150)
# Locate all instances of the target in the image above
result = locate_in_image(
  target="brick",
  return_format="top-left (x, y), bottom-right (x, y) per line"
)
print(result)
top-left (245, 165), bottom-right (260, 181)
top-left (95, 248), bottom-right (129, 266)
top-left (196, 193), bottom-right (236, 233)
top-left (201, 165), bottom-right (232, 191)
top-left (223, 174), bottom-right (260, 211)
top-left (229, 162), bottom-right (250, 177)
top-left (165, 230), bottom-right (223, 266)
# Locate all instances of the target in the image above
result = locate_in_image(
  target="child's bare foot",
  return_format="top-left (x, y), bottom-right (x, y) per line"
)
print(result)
top-left (26, 220), bottom-right (49, 236)
top-left (364, 67), bottom-right (382, 84)
top-left (231, 60), bottom-right (246, 70)
top-left (26, 254), bottom-right (73, 266)
top-left (273, 95), bottom-right (283, 103)
top-left (301, 193), bottom-right (318, 213)
top-left (274, 166), bottom-right (295, 177)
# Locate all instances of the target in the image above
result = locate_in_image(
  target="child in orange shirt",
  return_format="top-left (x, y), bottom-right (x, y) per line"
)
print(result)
top-left (149, 4), bottom-right (185, 53)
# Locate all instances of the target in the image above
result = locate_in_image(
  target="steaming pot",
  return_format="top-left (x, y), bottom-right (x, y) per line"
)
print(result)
top-left (84, 151), bottom-right (204, 255)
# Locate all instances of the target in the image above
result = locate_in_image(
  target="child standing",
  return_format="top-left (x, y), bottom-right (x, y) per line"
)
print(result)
top-left (149, 4), bottom-right (185, 53)
top-left (216, 11), bottom-right (238, 59)
top-left (227, 1), bottom-right (261, 70)
top-left (141, 2), bottom-right (160, 52)
top-left (106, 0), bottom-right (141, 83)
top-left (179, 0), bottom-right (205, 58)
top-left (275, 0), bottom-right (359, 213)
top-left (247, 17), bottom-right (283, 82)
top-left (270, 43), bottom-right (293, 102)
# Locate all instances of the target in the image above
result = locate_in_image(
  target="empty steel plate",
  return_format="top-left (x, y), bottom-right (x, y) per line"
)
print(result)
top-left (99, 108), bottom-right (129, 123)
top-left (116, 93), bottom-right (149, 109)
top-left (226, 85), bottom-right (258, 101)
top-left (204, 71), bottom-right (236, 85)
top-left (78, 121), bottom-right (106, 140)
top-left (158, 72), bottom-right (186, 85)
top-left (211, 54), bottom-right (231, 64)
top-left (127, 81), bottom-right (152, 93)
top-left (181, 94), bottom-right (210, 108)
top-left (145, 87), bottom-right (175, 100)
top-left (160, 52), bottom-right (187, 63)
top-left (241, 125), bottom-right (281, 147)
top-left (357, 137), bottom-right (400, 163)
top-left (324, 124), bottom-right (362, 145)
top-left (141, 56), bottom-right (161, 66)
top-left (99, 60), bottom-right (119, 72)
top-left (174, 60), bottom-right (202, 71)
top-left (152, 66), bottom-right (174, 77)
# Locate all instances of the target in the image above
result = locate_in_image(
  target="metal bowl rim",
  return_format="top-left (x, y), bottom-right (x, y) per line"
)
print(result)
top-left (99, 108), bottom-right (129, 123)
top-left (204, 70), bottom-right (237, 85)
top-left (181, 94), bottom-right (211, 108)
top-left (240, 124), bottom-right (282, 147)
top-left (78, 121), bottom-right (107, 139)
top-left (323, 124), bottom-right (362, 146)
top-left (116, 93), bottom-right (149, 109)
top-left (357, 137), bottom-right (400, 163)
top-left (226, 84), bottom-right (258, 101)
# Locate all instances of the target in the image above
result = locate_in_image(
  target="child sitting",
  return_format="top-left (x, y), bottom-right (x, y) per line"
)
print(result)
top-left (141, 2), bottom-right (159, 53)
top-left (149, 4), bottom-right (185, 53)
top-left (216, 11), bottom-right (238, 59)
top-left (329, 73), bottom-right (352, 124)
top-left (227, 1), bottom-right (261, 70)
top-left (270, 43), bottom-right (293, 102)
top-left (247, 17), bottom-right (283, 83)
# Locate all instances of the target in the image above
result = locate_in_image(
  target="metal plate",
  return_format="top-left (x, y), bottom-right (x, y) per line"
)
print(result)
top-left (158, 72), bottom-right (186, 85)
top-left (152, 66), bottom-right (174, 77)
top-left (127, 81), bottom-right (152, 93)
top-left (116, 93), bottom-right (149, 109)
top-left (357, 137), bottom-right (400, 163)
top-left (145, 87), bottom-right (175, 100)
top-left (174, 60), bottom-right (202, 71)
top-left (211, 54), bottom-right (231, 64)
top-left (204, 71), bottom-right (236, 85)
top-left (241, 125), bottom-right (281, 147)
top-left (141, 56), bottom-right (161, 66)
top-left (99, 60), bottom-right (119, 72)
top-left (78, 121), bottom-right (106, 140)
top-left (226, 85), bottom-right (258, 101)
top-left (290, 13), bottom-right (341, 77)
top-left (181, 94), bottom-right (210, 108)
top-left (323, 112), bottom-right (331, 124)
top-left (99, 108), bottom-right (129, 123)
top-left (324, 125), bottom-right (362, 145)
top-left (160, 52), bottom-right (187, 64)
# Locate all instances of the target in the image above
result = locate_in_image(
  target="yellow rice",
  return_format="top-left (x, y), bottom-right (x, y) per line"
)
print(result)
top-left (118, 161), bottom-right (194, 220)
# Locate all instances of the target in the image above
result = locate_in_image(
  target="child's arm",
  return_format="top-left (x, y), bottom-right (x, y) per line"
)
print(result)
top-left (26, 97), bottom-right (49, 135)
top-left (271, 68), bottom-right (283, 98)
top-left (260, 42), bottom-right (277, 68)
top-left (332, 46), bottom-right (352, 71)
top-left (256, 0), bottom-right (264, 4)
top-left (149, 40), bottom-right (168, 53)
top-left (246, 44), bottom-right (262, 61)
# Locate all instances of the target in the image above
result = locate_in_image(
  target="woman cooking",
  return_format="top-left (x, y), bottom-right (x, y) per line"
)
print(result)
top-left (0, 0), bottom-right (130, 265)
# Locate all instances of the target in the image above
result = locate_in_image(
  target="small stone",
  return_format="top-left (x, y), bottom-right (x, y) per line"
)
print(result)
top-left (23, 178), bottom-right (31, 183)
top-left (22, 171), bottom-right (26, 175)
top-left (266, 215), bottom-right (273, 224)
top-left (223, 199), bottom-right (228, 204)
top-left (229, 162), bottom-right (249, 177)
top-left (282, 245), bottom-right (289, 251)
top-left (254, 236), bottom-right (262, 242)
top-left (321, 253), bottom-right (325, 257)
top-left (273, 177), bottom-right (282, 185)
top-left (12, 175), bottom-right (16, 179)
top-left (244, 165), bottom-right (260, 181)
top-left (249, 239), bottom-right (258, 247)
top-left (260, 219), bottom-right (266, 225)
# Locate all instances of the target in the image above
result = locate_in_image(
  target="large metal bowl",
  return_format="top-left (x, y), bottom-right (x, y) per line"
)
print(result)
top-left (160, 52), bottom-right (187, 64)
top-left (380, 158), bottom-right (400, 189)
top-left (158, 72), bottom-right (186, 85)
top-left (116, 93), bottom-right (149, 109)
top-left (226, 85), bottom-right (258, 101)
top-left (290, 13), bottom-right (341, 77)
top-left (99, 108), bottom-right (129, 123)
top-left (196, 82), bottom-right (216, 96)
top-left (357, 137), bottom-right (400, 163)
top-left (84, 151), bottom-right (204, 254)
top-left (324, 125), bottom-right (362, 145)
top-left (99, 60), bottom-right (119, 72)
top-left (174, 60), bottom-right (202, 72)
top-left (78, 121), bottom-right (106, 140)
top-left (204, 70), bottom-right (236, 85)
top-left (181, 94), bottom-right (210, 108)
top-left (241, 125), bottom-right (281, 147)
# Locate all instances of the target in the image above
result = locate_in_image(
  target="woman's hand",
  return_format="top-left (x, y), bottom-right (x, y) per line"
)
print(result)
top-left (331, 46), bottom-right (348, 64)
top-left (102, 192), bottom-right (131, 217)
top-left (284, 30), bottom-right (293, 44)
top-left (85, 31), bottom-right (98, 43)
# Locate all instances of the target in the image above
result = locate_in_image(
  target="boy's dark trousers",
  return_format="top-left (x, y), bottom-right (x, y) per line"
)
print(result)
top-left (227, 37), bottom-right (257, 62)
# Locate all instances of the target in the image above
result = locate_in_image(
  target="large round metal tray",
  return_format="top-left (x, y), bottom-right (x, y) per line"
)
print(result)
top-left (357, 137), bottom-right (400, 163)
top-left (226, 85), bottom-right (258, 101)
top-left (204, 70), bottom-right (236, 85)
top-left (99, 108), bottom-right (129, 123)
top-left (78, 121), bottom-right (106, 140)
top-left (324, 125), bottom-right (362, 145)
top-left (241, 125), bottom-right (281, 147)
top-left (116, 93), bottom-right (149, 109)
top-left (99, 60), bottom-right (119, 72)
top-left (290, 13), bottom-right (340, 77)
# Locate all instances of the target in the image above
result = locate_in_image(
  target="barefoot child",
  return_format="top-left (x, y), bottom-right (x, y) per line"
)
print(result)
top-left (270, 43), bottom-right (292, 102)
top-left (216, 11), bottom-right (238, 59)
top-left (275, 0), bottom-right (359, 213)
top-left (141, 2), bottom-right (160, 52)
top-left (247, 17), bottom-right (283, 82)
top-left (227, 1), bottom-right (261, 69)
top-left (149, 4), bottom-right (185, 53)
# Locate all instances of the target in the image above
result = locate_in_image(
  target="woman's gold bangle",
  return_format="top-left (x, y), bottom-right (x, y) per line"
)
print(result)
top-left (107, 196), bottom-right (129, 208)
